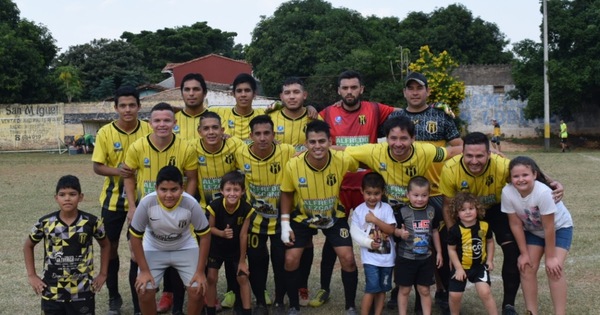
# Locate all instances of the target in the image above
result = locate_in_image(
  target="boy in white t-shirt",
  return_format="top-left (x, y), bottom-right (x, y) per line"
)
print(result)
top-left (350, 172), bottom-right (397, 315)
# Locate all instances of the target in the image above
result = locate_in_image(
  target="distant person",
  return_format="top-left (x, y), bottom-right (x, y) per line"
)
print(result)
top-left (174, 73), bottom-right (210, 140)
top-left (350, 172), bottom-right (396, 315)
top-left (501, 156), bottom-right (573, 315)
top-left (129, 165), bottom-right (211, 315)
top-left (491, 119), bottom-right (501, 153)
top-left (559, 119), bottom-right (569, 152)
top-left (92, 86), bottom-right (151, 315)
top-left (447, 193), bottom-right (497, 315)
top-left (205, 171), bottom-right (253, 315)
top-left (24, 175), bottom-right (110, 315)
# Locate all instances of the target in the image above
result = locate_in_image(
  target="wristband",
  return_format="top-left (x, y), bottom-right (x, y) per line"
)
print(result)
top-left (281, 214), bottom-right (290, 220)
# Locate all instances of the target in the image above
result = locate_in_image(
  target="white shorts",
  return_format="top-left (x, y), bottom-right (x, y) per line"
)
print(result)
top-left (142, 248), bottom-right (199, 289)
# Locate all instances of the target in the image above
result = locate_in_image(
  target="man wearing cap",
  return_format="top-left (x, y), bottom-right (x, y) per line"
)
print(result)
top-left (386, 72), bottom-right (462, 312)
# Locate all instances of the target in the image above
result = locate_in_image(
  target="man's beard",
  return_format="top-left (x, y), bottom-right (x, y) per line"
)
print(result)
top-left (342, 95), bottom-right (360, 107)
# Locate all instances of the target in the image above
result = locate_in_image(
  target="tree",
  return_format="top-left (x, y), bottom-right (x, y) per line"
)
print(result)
top-left (56, 65), bottom-right (83, 102)
top-left (408, 46), bottom-right (466, 116)
top-left (511, 0), bottom-right (600, 120)
top-left (0, 0), bottom-right (58, 103)
top-left (121, 22), bottom-right (239, 82)
top-left (56, 39), bottom-right (147, 100)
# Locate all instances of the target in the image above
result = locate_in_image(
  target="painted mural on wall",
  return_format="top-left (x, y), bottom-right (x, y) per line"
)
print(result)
top-left (0, 104), bottom-right (64, 151)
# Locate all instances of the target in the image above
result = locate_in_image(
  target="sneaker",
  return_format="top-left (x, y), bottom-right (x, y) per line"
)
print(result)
top-left (107, 294), bottom-right (123, 315)
top-left (298, 288), bottom-right (309, 307)
top-left (503, 304), bottom-right (519, 315)
top-left (264, 290), bottom-right (272, 305)
top-left (253, 304), bottom-right (268, 315)
top-left (272, 303), bottom-right (286, 315)
top-left (156, 292), bottom-right (173, 313)
top-left (221, 290), bottom-right (236, 309)
top-left (346, 307), bottom-right (357, 315)
top-left (287, 307), bottom-right (300, 315)
top-left (435, 290), bottom-right (449, 310)
top-left (171, 311), bottom-right (185, 315)
top-left (308, 289), bottom-right (330, 307)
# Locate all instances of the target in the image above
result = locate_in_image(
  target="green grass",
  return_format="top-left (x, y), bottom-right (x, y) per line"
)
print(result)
top-left (1, 150), bottom-right (598, 314)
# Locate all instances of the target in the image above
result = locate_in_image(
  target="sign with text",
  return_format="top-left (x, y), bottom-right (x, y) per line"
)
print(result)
top-left (0, 104), bottom-right (64, 151)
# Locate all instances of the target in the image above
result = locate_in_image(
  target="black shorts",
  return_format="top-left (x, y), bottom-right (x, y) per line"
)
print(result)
top-left (560, 137), bottom-right (568, 143)
top-left (394, 256), bottom-right (435, 287)
top-left (207, 254), bottom-right (240, 270)
top-left (288, 219), bottom-right (352, 249)
top-left (101, 208), bottom-right (128, 242)
top-left (484, 204), bottom-right (514, 245)
top-left (448, 264), bottom-right (491, 292)
top-left (41, 296), bottom-right (95, 315)
top-left (491, 136), bottom-right (500, 144)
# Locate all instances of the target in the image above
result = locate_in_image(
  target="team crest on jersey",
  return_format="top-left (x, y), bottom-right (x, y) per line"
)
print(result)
top-left (168, 156), bottom-right (176, 166)
top-left (113, 142), bottom-right (123, 152)
top-left (225, 154), bottom-right (234, 164)
top-left (335, 116), bottom-right (342, 125)
top-left (299, 177), bottom-right (307, 187)
top-left (270, 162), bottom-right (281, 174)
top-left (144, 157), bottom-right (151, 168)
top-left (198, 156), bottom-right (206, 165)
top-left (228, 120), bottom-right (235, 129)
top-left (485, 175), bottom-right (494, 186)
top-left (340, 228), bottom-right (349, 238)
top-left (358, 115), bottom-right (367, 125)
top-left (78, 233), bottom-right (88, 244)
top-left (178, 220), bottom-right (187, 228)
top-left (379, 162), bottom-right (387, 171)
top-left (426, 121), bottom-right (438, 134)
top-left (173, 125), bottom-right (180, 133)
top-left (326, 173), bottom-right (337, 186)
top-left (277, 125), bottom-right (284, 133)
top-left (302, 124), bottom-right (307, 133)
top-left (405, 165), bottom-right (417, 177)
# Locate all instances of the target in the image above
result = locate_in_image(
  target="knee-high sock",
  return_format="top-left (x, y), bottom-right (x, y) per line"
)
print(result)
top-left (320, 241), bottom-right (336, 291)
top-left (129, 259), bottom-right (141, 313)
top-left (341, 269), bottom-right (358, 309)
top-left (107, 257), bottom-right (120, 298)
top-left (299, 247), bottom-right (313, 289)
top-left (501, 242), bottom-right (521, 307)
top-left (286, 268), bottom-right (301, 309)
top-left (248, 246), bottom-right (269, 305)
top-left (169, 268), bottom-right (185, 312)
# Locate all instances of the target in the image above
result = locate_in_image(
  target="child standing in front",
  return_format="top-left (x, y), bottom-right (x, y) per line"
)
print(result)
top-left (447, 192), bottom-right (497, 315)
top-left (501, 156), bottom-right (573, 315)
top-left (394, 176), bottom-right (443, 315)
top-left (350, 172), bottom-right (396, 315)
top-left (24, 175), bottom-right (110, 315)
top-left (205, 171), bottom-right (254, 315)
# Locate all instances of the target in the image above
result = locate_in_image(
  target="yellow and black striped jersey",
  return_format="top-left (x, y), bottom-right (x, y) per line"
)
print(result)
top-left (447, 220), bottom-right (492, 270)
top-left (235, 143), bottom-right (296, 235)
top-left (28, 210), bottom-right (106, 302)
top-left (346, 142), bottom-right (447, 204)
top-left (124, 134), bottom-right (197, 201)
top-left (191, 136), bottom-right (244, 208)
top-left (439, 154), bottom-right (510, 208)
top-left (210, 107), bottom-right (266, 143)
top-left (281, 150), bottom-right (358, 229)
top-left (174, 108), bottom-right (209, 140)
top-left (92, 120), bottom-right (152, 211)
top-left (268, 109), bottom-right (321, 152)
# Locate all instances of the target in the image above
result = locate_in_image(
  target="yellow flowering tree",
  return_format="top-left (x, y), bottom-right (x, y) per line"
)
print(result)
top-left (409, 45), bottom-right (465, 116)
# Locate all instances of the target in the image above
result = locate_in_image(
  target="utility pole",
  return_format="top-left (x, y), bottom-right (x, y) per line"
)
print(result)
top-left (543, 0), bottom-right (550, 150)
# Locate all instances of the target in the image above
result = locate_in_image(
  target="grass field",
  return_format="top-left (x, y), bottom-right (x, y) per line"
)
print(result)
top-left (1, 147), bottom-right (598, 314)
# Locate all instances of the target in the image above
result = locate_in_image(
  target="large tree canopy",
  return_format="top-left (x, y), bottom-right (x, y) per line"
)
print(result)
top-left (56, 39), bottom-right (147, 100)
top-left (121, 22), bottom-right (241, 82)
top-left (0, 0), bottom-right (58, 103)
top-left (512, 0), bottom-right (600, 119)
top-left (246, 0), bottom-right (512, 106)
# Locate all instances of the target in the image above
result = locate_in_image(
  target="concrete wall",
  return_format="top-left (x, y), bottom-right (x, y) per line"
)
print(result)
top-left (0, 104), bottom-right (65, 151)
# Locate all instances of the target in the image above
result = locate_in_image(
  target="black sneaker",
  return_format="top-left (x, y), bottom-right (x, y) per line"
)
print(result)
top-left (503, 304), bottom-right (519, 315)
top-left (107, 294), bottom-right (123, 315)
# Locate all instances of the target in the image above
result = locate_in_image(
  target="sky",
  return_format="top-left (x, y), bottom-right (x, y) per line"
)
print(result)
top-left (13, 0), bottom-right (543, 53)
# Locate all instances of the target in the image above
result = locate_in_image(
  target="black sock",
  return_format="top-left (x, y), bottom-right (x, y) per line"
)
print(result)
top-left (107, 256), bottom-right (120, 298)
top-left (242, 308), bottom-right (252, 315)
top-left (320, 241), bottom-right (336, 292)
top-left (286, 268), bottom-right (300, 309)
top-left (170, 269), bottom-right (185, 312)
top-left (341, 269), bottom-right (358, 309)
top-left (299, 246), bottom-right (314, 288)
top-left (129, 259), bottom-right (141, 313)
top-left (501, 242), bottom-right (521, 307)
top-left (206, 306), bottom-right (216, 315)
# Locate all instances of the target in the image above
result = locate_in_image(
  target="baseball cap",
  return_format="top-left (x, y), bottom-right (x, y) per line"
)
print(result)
top-left (405, 72), bottom-right (428, 88)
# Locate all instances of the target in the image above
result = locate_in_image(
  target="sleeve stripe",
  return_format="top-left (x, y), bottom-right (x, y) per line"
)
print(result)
top-left (194, 226), bottom-right (211, 236)
top-left (128, 228), bottom-right (144, 239)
